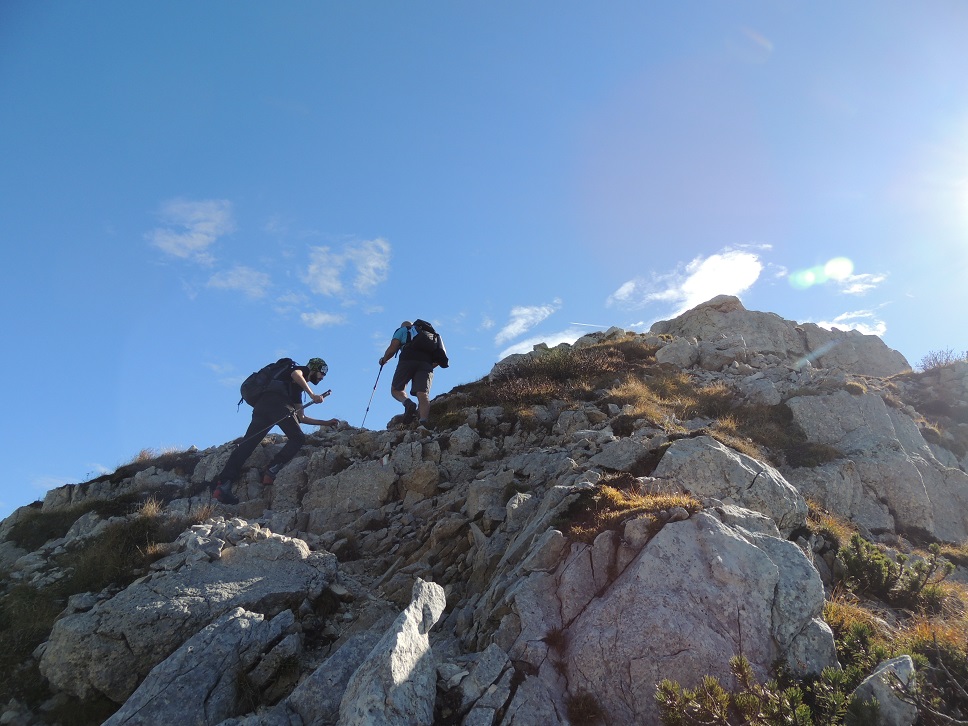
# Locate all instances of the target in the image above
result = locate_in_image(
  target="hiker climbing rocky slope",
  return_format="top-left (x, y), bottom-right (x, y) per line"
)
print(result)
top-left (2, 295), bottom-right (968, 725)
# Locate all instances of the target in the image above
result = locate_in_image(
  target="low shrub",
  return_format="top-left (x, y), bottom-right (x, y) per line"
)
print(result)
top-left (655, 655), bottom-right (870, 725)
top-left (823, 597), bottom-right (894, 691)
top-left (917, 349), bottom-right (968, 372)
top-left (840, 535), bottom-right (954, 610)
top-left (892, 618), bottom-right (968, 721)
top-left (566, 692), bottom-right (605, 725)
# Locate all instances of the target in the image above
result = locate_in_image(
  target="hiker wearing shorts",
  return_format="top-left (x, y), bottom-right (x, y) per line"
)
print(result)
top-left (380, 321), bottom-right (435, 428)
top-left (212, 357), bottom-right (336, 505)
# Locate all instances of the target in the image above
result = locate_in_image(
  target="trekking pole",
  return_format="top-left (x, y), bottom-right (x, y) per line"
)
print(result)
top-left (361, 364), bottom-right (383, 429)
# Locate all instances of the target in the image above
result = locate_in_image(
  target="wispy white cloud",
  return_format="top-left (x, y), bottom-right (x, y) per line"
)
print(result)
top-left (305, 248), bottom-right (344, 295)
top-left (495, 299), bottom-right (562, 344)
top-left (348, 238), bottom-right (391, 293)
top-left (498, 326), bottom-right (587, 359)
top-left (147, 199), bottom-right (234, 264)
top-left (301, 311), bottom-right (347, 329)
top-left (304, 238), bottom-right (391, 297)
top-left (207, 266), bottom-right (271, 299)
top-left (837, 273), bottom-right (887, 295)
top-left (813, 309), bottom-right (887, 337)
top-left (607, 249), bottom-right (763, 316)
top-left (204, 361), bottom-right (243, 387)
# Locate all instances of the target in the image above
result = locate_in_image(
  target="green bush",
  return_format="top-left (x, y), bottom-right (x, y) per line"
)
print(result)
top-left (839, 535), bottom-right (953, 610)
top-left (655, 655), bottom-right (872, 725)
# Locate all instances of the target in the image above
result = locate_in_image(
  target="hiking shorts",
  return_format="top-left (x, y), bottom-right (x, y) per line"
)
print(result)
top-left (392, 359), bottom-right (434, 395)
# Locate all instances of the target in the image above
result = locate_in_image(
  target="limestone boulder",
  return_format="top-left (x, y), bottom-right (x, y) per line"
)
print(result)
top-left (652, 435), bottom-right (807, 534)
top-left (102, 609), bottom-right (299, 725)
top-left (562, 512), bottom-right (836, 724)
top-left (338, 579), bottom-right (446, 726)
top-left (39, 522), bottom-right (336, 703)
top-left (650, 295), bottom-right (909, 376)
top-left (788, 391), bottom-right (968, 541)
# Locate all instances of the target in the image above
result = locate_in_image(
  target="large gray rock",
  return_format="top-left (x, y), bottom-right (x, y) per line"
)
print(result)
top-left (561, 512), bottom-right (836, 724)
top-left (851, 655), bottom-right (918, 726)
top-left (789, 391), bottom-right (968, 541)
top-left (652, 435), bottom-right (807, 535)
top-left (283, 616), bottom-right (393, 726)
top-left (40, 522), bottom-right (336, 703)
top-left (303, 459), bottom-right (398, 532)
top-left (338, 578), bottom-right (446, 726)
top-left (103, 608), bottom-right (297, 725)
top-left (650, 295), bottom-right (909, 376)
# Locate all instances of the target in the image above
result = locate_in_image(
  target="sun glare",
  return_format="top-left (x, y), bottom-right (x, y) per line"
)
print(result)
top-left (824, 257), bottom-right (854, 280)
top-left (789, 257), bottom-right (855, 290)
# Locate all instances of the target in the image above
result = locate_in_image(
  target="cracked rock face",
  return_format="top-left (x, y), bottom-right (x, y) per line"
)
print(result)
top-left (560, 513), bottom-right (836, 725)
top-left (39, 521), bottom-right (336, 703)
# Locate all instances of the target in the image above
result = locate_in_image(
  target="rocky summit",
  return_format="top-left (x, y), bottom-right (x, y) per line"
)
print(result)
top-left (2, 295), bottom-right (968, 725)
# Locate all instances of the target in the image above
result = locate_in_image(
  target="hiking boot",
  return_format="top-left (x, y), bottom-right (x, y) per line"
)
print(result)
top-left (416, 420), bottom-right (434, 435)
top-left (212, 486), bottom-right (239, 505)
top-left (402, 399), bottom-right (417, 422)
top-left (261, 465), bottom-right (281, 486)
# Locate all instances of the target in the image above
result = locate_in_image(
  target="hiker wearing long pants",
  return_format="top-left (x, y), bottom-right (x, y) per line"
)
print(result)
top-left (212, 357), bottom-right (336, 505)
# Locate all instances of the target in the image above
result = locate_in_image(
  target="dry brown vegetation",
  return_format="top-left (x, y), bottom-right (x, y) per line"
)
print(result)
top-left (434, 338), bottom-right (842, 470)
top-left (559, 473), bottom-right (702, 544)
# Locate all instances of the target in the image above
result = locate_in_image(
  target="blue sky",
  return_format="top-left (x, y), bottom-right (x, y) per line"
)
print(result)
top-left (1, 1), bottom-right (967, 520)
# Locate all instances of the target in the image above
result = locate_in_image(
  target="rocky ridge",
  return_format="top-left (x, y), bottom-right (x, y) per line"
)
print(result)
top-left (1, 295), bottom-right (967, 725)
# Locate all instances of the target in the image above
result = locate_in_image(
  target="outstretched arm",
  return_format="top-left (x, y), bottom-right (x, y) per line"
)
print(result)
top-left (379, 338), bottom-right (402, 366)
top-left (299, 412), bottom-right (338, 426)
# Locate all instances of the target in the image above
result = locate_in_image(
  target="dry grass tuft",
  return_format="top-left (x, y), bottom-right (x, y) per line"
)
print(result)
top-left (807, 500), bottom-right (856, 550)
top-left (561, 477), bottom-right (702, 544)
top-left (939, 540), bottom-right (968, 567)
top-left (139, 496), bottom-right (164, 518)
top-left (823, 593), bottom-right (892, 639)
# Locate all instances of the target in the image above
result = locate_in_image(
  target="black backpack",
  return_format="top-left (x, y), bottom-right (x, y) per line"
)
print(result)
top-left (238, 358), bottom-right (294, 406)
top-left (407, 319), bottom-right (449, 368)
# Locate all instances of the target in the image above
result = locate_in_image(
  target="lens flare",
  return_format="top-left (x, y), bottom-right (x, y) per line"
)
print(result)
top-left (824, 257), bottom-right (854, 280)
top-left (789, 257), bottom-right (854, 289)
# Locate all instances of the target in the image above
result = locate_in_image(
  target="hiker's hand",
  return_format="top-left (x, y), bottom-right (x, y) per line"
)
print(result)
top-left (311, 392), bottom-right (324, 404)
top-left (378, 356), bottom-right (386, 366)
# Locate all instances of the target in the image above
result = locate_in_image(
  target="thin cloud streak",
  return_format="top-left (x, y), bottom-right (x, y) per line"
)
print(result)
top-left (838, 273), bottom-right (887, 295)
top-left (207, 266), bottom-right (271, 299)
top-left (495, 299), bottom-right (562, 344)
top-left (813, 309), bottom-right (887, 337)
top-left (301, 311), bottom-right (347, 328)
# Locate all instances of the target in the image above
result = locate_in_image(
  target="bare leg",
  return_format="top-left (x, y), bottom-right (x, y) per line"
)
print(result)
top-left (416, 391), bottom-right (431, 421)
